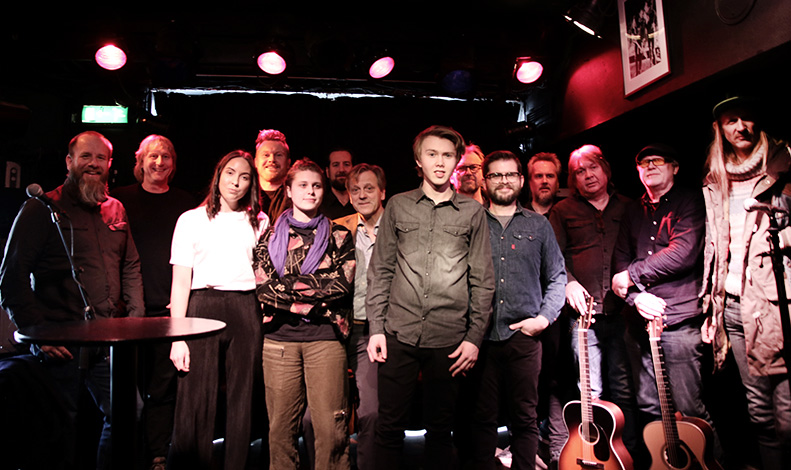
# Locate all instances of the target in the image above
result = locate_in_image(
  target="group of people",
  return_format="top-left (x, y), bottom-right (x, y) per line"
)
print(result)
top-left (0, 95), bottom-right (789, 470)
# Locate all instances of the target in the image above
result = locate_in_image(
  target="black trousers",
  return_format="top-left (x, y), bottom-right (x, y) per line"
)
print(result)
top-left (169, 289), bottom-right (262, 470)
top-left (469, 333), bottom-right (542, 470)
top-left (375, 334), bottom-right (460, 470)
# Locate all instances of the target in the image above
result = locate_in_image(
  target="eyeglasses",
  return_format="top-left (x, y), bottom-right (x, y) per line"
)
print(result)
top-left (638, 157), bottom-right (668, 168)
top-left (455, 164), bottom-right (481, 174)
top-left (484, 172), bottom-right (521, 182)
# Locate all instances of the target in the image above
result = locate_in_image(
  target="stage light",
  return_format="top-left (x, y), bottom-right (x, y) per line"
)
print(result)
top-left (95, 44), bottom-right (127, 71)
top-left (369, 56), bottom-right (395, 79)
top-left (514, 58), bottom-right (543, 84)
top-left (565, 0), bottom-right (606, 38)
top-left (257, 51), bottom-right (287, 75)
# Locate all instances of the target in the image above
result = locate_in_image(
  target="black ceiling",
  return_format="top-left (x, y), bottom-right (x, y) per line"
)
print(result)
top-left (2, 2), bottom-right (584, 102)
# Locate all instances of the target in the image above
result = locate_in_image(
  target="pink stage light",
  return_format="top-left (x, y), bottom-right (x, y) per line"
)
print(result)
top-left (95, 45), bottom-right (127, 71)
top-left (257, 51), bottom-right (287, 75)
top-left (369, 56), bottom-right (394, 79)
top-left (515, 60), bottom-right (543, 84)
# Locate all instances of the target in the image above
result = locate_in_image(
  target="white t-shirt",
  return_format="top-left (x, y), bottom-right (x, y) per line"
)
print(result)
top-left (170, 206), bottom-right (268, 291)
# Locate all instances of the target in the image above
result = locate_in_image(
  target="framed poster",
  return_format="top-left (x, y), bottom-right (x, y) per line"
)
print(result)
top-left (618, 0), bottom-right (671, 96)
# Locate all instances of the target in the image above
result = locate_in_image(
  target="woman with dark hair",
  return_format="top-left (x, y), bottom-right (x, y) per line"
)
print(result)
top-left (168, 150), bottom-right (269, 469)
top-left (254, 157), bottom-right (355, 470)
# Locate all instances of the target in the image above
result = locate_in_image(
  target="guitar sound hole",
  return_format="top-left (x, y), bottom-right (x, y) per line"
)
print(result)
top-left (578, 422), bottom-right (600, 445)
top-left (663, 443), bottom-right (691, 469)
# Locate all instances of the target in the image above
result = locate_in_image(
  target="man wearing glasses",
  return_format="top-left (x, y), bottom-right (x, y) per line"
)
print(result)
top-left (452, 144), bottom-right (486, 204)
top-left (611, 144), bottom-right (719, 457)
top-left (465, 150), bottom-right (566, 469)
top-left (548, 145), bottom-right (641, 465)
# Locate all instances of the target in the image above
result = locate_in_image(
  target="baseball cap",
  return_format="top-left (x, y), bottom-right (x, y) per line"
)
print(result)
top-left (635, 143), bottom-right (678, 165)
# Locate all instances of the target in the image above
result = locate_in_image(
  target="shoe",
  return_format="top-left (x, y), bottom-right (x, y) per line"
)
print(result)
top-left (150, 456), bottom-right (167, 470)
top-left (495, 446), bottom-right (512, 468)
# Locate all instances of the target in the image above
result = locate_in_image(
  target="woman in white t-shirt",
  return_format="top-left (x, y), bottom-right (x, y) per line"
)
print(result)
top-left (168, 150), bottom-right (269, 470)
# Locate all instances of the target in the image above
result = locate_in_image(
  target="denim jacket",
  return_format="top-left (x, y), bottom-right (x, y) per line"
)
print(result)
top-left (485, 206), bottom-right (566, 341)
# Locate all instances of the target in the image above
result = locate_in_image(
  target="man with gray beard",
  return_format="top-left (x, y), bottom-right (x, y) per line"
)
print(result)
top-left (0, 130), bottom-right (144, 470)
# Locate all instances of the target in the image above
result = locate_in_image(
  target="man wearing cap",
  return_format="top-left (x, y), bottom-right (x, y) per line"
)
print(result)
top-left (612, 145), bottom-right (717, 448)
top-left (700, 96), bottom-right (791, 469)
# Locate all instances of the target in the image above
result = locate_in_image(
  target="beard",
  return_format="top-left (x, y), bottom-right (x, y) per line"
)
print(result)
top-left (330, 175), bottom-right (347, 192)
top-left (488, 183), bottom-right (521, 206)
top-left (534, 188), bottom-right (555, 206)
top-left (459, 177), bottom-right (480, 194)
top-left (68, 169), bottom-right (108, 206)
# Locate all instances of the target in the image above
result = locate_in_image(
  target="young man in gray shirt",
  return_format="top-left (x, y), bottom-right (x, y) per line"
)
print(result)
top-left (366, 125), bottom-right (494, 470)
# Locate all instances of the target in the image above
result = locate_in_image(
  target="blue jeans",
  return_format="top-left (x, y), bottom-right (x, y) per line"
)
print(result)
top-left (624, 315), bottom-right (713, 422)
top-left (36, 345), bottom-right (112, 470)
top-left (724, 295), bottom-right (791, 470)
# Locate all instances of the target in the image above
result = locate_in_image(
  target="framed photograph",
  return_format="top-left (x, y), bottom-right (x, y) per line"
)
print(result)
top-left (618, 0), bottom-right (671, 96)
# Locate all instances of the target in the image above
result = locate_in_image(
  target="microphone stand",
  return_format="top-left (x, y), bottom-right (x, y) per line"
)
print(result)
top-left (33, 197), bottom-right (96, 370)
top-left (765, 212), bottom-right (791, 399)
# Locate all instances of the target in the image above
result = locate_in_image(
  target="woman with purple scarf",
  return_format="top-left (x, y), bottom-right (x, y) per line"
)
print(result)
top-left (253, 158), bottom-right (356, 470)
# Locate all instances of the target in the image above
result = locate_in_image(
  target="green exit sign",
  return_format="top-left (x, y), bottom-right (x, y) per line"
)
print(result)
top-left (81, 105), bottom-right (128, 124)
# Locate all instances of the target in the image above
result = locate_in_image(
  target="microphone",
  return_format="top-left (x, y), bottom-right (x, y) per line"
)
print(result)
top-left (744, 198), bottom-right (788, 215)
top-left (26, 183), bottom-right (60, 222)
top-left (26, 183), bottom-right (52, 204)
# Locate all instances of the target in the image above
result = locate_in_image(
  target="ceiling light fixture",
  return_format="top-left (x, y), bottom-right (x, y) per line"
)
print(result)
top-left (565, 0), bottom-right (607, 38)
top-left (95, 44), bottom-right (127, 71)
top-left (514, 58), bottom-right (543, 84)
top-left (257, 51), bottom-right (287, 75)
top-left (369, 55), bottom-right (395, 79)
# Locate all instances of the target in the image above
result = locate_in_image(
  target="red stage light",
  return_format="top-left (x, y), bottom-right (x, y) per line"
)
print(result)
top-left (258, 51), bottom-right (287, 75)
top-left (95, 45), bottom-right (127, 71)
top-left (369, 56), bottom-right (395, 79)
top-left (515, 60), bottom-right (543, 84)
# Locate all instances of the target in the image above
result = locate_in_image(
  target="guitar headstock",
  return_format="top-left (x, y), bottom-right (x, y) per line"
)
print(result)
top-left (579, 294), bottom-right (595, 330)
top-left (647, 315), bottom-right (665, 340)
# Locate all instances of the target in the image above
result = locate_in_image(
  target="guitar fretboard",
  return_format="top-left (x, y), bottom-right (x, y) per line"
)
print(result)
top-left (649, 335), bottom-right (683, 467)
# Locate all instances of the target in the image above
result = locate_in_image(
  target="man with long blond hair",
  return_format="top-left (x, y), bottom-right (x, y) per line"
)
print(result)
top-left (112, 134), bottom-right (195, 470)
top-left (700, 96), bottom-right (791, 470)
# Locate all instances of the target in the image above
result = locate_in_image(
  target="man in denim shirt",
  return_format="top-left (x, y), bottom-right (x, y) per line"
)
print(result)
top-left (366, 125), bottom-right (495, 470)
top-left (466, 150), bottom-right (566, 469)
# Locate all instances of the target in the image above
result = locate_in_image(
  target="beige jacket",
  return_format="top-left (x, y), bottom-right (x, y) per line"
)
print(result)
top-left (701, 139), bottom-right (791, 376)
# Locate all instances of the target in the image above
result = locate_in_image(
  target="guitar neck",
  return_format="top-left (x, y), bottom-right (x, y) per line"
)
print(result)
top-left (649, 335), bottom-right (682, 455)
top-left (578, 327), bottom-right (593, 440)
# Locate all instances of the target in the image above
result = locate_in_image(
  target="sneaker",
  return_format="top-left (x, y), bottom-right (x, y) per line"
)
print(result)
top-left (150, 456), bottom-right (167, 470)
top-left (495, 446), bottom-right (512, 468)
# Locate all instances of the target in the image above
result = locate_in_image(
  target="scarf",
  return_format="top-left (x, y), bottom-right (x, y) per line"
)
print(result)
top-left (269, 208), bottom-right (330, 277)
top-left (725, 137), bottom-right (767, 182)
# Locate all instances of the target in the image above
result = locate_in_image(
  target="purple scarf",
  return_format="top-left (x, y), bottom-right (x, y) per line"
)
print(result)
top-left (269, 208), bottom-right (330, 278)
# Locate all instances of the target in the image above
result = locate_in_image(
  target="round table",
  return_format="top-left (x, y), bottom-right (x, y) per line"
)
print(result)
top-left (14, 316), bottom-right (226, 470)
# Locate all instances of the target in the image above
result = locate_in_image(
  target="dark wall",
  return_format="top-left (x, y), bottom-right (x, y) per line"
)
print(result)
top-left (559, 0), bottom-right (791, 137)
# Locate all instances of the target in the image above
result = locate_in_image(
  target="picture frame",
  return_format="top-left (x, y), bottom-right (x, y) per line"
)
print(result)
top-left (617, 0), bottom-right (671, 97)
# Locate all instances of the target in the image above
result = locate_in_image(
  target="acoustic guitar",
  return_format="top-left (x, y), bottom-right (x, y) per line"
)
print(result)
top-left (643, 316), bottom-right (722, 470)
top-left (559, 295), bottom-right (633, 470)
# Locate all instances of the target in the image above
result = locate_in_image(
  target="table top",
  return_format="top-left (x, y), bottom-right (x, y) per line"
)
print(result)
top-left (14, 317), bottom-right (226, 346)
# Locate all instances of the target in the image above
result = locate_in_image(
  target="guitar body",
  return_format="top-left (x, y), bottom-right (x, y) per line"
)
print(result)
top-left (559, 398), bottom-right (634, 470)
top-left (644, 415), bottom-right (722, 470)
